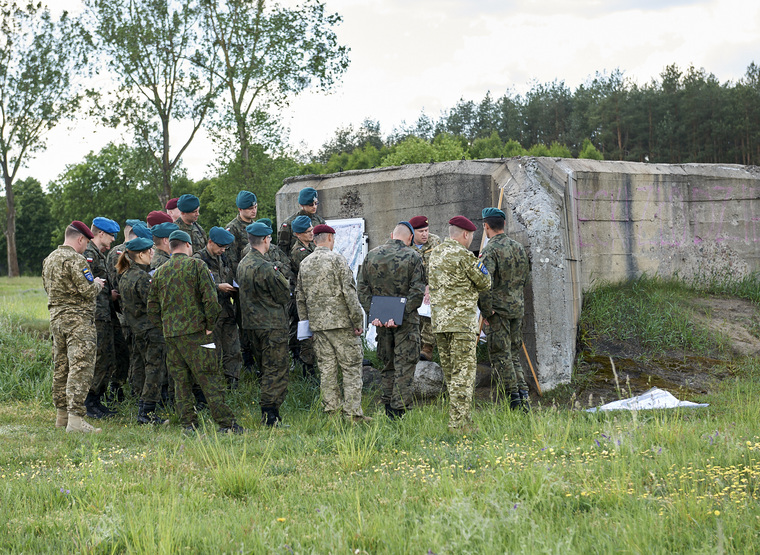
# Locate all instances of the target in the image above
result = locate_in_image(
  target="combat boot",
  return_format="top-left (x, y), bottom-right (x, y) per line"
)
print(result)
top-left (66, 414), bottom-right (102, 433)
top-left (218, 422), bottom-right (246, 434)
top-left (137, 402), bottom-right (167, 425)
top-left (261, 406), bottom-right (278, 427)
top-left (385, 405), bottom-right (405, 420)
top-left (420, 344), bottom-right (434, 361)
top-left (519, 390), bottom-right (531, 413)
top-left (85, 391), bottom-right (107, 419)
top-left (55, 409), bottom-right (68, 428)
top-left (509, 391), bottom-right (521, 411)
top-left (96, 393), bottom-right (117, 417)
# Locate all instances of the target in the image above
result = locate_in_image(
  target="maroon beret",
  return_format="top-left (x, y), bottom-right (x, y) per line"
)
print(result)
top-left (313, 224), bottom-right (336, 235)
top-left (448, 216), bottom-right (477, 232)
top-left (70, 220), bottom-right (94, 240)
top-left (409, 216), bottom-right (429, 229)
top-left (146, 210), bottom-right (174, 226)
top-left (165, 198), bottom-right (179, 210)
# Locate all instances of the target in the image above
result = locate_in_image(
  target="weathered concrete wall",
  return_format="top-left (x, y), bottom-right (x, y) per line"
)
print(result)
top-left (277, 158), bottom-right (760, 390)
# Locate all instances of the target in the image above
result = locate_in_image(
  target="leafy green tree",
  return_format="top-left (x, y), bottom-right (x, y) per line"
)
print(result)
top-left (0, 2), bottom-right (87, 276)
top-left (380, 134), bottom-right (467, 167)
top-left (316, 119), bottom-right (382, 164)
top-left (13, 178), bottom-right (54, 275)
top-left (504, 139), bottom-right (527, 157)
top-left (578, 139), bottom-right (604, 160)
top-left (527, 144), bottom-right (550, 157)
top-left (547, 142), bottom-right (573, 158)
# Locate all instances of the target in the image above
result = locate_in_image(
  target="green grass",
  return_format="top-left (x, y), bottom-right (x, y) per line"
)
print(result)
top-left (1, 276), bottom-right (760, 552)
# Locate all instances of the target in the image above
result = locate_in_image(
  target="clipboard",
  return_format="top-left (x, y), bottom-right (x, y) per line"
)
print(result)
top-left (368, 295), bottom-right (406, 325)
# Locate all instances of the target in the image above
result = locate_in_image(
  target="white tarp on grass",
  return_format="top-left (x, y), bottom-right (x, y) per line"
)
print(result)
top-left (586, 387), bottom-right (709, 412)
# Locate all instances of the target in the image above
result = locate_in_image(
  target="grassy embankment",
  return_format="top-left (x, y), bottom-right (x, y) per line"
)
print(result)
top-left (1, 276), bottom-right (759, 552)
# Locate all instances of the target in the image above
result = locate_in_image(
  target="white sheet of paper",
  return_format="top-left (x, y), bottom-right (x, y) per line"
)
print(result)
top-left (417, 300), bottom-right (431, 318)
top-left (232, 280), bottom-right (239, 288)
top-left (297, 320), bottom-right (313, 340)
top-left (201, 343), bottom-right (216, 349)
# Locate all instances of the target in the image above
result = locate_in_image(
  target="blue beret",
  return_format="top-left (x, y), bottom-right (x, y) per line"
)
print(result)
top-left (292, 215), bottom-right (312, 233)
top-left (125, 237), bottom-right (153, 252)
top-left (209, 226), bottom-right (234, 246)
top-left (257, 218), bottom-right (272, 228)
top-left (246, 222), bottom-right (272, 237)
top-left (131, 223), bottom-right (153, 240)
top-left (150, 222), bottom-right (178, 238)
top-left (92, 217), bottom-right (120, 236)
top-left (482, 207), bottom-right (506, 220)
top-left (126, 219), bottom-right (142, 228)
top-left (236, 191), bottom-right (257, 209)
top-left (298, 187), bottom-right (318, 205)
top-left (169, 230), bottom-right (192, 244)
top-left (177, 194), bottom-right (200, 213)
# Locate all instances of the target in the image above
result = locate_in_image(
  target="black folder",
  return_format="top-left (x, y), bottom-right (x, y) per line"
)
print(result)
top-left (368, 295), bottom-right (407, 325)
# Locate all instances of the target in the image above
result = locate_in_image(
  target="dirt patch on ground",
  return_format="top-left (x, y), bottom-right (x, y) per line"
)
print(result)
top-left (690, 297), bottom-right (760, 357)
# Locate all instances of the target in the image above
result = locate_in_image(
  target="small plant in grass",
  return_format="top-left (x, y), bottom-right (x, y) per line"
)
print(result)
top-left (334, 419), bottom-right (380, 472)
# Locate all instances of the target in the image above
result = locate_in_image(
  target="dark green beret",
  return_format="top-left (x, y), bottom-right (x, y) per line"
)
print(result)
top-left (209, 226), bottom-right (234, 246)
top-left (236, 191), bottom-right (257, 209)
top-left (126, 219), bottom-right (143, 228)
top-left (177, 194), bottom-right (200, 213)
top-left (482, 207), bottom-right (506, 220)
top-left (131, 223), bottom-right (153, 240)
top-left (169, 230), bottom-right (192, 244)
top-left (292, 215), bottom-right (312, 233)
top-left (257, 218), bottom-right (272, 228)
top-left (298, 187), bottom-right (318, 205)
top-left (125, 237), bottom-right (153, 252)
top-left (246, 222), bottom-right (272, 237)
top-left (151, 222), bottom-right (178, 238)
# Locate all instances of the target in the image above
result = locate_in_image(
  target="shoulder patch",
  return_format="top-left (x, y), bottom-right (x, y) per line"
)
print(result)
top-left (299, 247), bottom-right (306, 252)
top-left (86, 257), bottom-right (93, 263)
top-left (475, 260), bottom-right (489, 275)
top-left (82, 268), bottom-right (94, 282)
top-left (116, 250), bottom-right (123, 255)
top-left (282, 223), bottom-right (288, 228)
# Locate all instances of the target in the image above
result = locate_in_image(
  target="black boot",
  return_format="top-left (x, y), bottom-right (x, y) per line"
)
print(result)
top-left (519, 390), bottom-right (531, 413)
top-left (96, 392), bottom-right (117, 416)
top-left (261, 406), bottom-right (277, 427)
top-left (385, 405), bottom-right (405, 420)
top-left (85, 391), bottom-right (107, 419)
top-left (136, 401), bottom-right (148, 424)
top-left (509, 391), bottom-right (521, 411)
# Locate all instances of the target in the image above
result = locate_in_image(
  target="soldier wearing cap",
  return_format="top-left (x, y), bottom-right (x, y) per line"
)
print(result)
top-left (83, 217), bottom-right (120, 419)
top-left (146, 210), bottom-right (174, 227)
top-left (150, 222), bottom-right (178, 270)
top-left (237, 221), bottom-right (291, 427)
top-left (289, 215), bottom-right (316, 375)
top-left (297, 224), bottom-right (371, 422)
top-left (409, 215), bottom-right (442, 361)
top-left (478, 207), bottom-right (532, 410)
top-left (147, 230), bottom-right (243, 434)
top-left (429, 216), bottom-right (491, 432)
top-left (42, 221), bottom-right (106, 433)
top-left (358, 222), bottom-right (426, 419)
top-left (165, 198), bottom-right (180, 222)
top-left (278, 187), bottom-right (325, 258)
top-left (194, 226), bottom-right (242, 388)
top-left (225, 190), bottom-right (258, 274)
top-left (174, 194), bottom-right (207, 254)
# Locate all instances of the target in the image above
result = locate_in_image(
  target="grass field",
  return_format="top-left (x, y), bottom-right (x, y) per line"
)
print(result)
top-left (1, 277), bottom-right (759, 553)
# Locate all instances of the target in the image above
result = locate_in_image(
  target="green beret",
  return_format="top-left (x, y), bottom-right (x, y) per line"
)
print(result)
top-left (257, 218), bottom-right (272, 228)
top-left (482, 207), bottom-right (506, 220)
top-left (246, 222), bottom-right (272, 237)
top-left (236, 191), bottom-right (257, 209)
top-left (126, 219), bottom-right (143, 228)
top-left (131, 223), bottom-right (153, 240)
top-left (151, 222), bottom-right (178, 238)
top-left (177, 194), bottom-right (200, 213)
top-left (298, 187), bottom-right (318, 205)
top-left (209, 226), bottom-right (234, 246)
top-left (125, 237), bottom-right (153, 252)
top-left (292, 215), bottom-right (312, 233)
top-left (169, 230), bottom-right (192, 244)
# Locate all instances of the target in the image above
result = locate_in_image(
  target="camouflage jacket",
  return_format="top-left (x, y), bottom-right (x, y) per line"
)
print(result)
top-left (290, 240), bottom-right (315, 287)
top-left (194, 247), bottom-right (236, 318)
top-left (225, 214), bottom-right (253, 274)
top-left (478, 233), bottom-right (531, 319)
top-left (296, 246), bottom-right (364, 331)
top-left (357, 238), bottom-right (425, 326)
top-left (242, 242), bottom-right (292, 282)
top-left (428, 239), bottom-right (492, 334)
top-left (42, 245), bottom-right (102, 321)
top-left (84, 241), bottom-right (112, 321)
top-left (118, 261), bottom-right (155, 335)
top-left (147, 253), bottom-right (220, 338)
top-left (236, 249), bottom-right (290, 330)
top-left (174, 217), bottom-right (208, 254)
top-left (106, 242), bottom-right (126, 290)
top-left (150, 248), bottom-right (171, 271)
top-left (277, 209), bottom-right (325, 258)
top-left (414, 233), bottom-right (442, 282)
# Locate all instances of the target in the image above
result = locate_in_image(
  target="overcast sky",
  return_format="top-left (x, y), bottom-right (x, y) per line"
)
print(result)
top-left (23, 0), bottom-right (760, 185)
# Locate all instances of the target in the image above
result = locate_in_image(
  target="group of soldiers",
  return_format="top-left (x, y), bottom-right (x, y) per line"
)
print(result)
top-left (42, 185), bottom-right (531, 435)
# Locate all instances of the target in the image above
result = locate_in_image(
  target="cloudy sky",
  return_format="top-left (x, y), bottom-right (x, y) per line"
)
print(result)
top-left (24, 0), bottom-right (760, 184)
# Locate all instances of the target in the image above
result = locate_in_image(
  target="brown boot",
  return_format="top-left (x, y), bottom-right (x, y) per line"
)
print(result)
top-left (55, 409), bottom-right (68, 428)
top-left (66, 414), bottom-right (102, 433)
top-left (420, 344), bottom-right (434, 361)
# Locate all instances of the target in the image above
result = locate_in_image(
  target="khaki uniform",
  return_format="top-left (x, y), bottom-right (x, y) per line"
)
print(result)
top-left (429, 239), bottom-right (491, 429)
top-left (297, 246), bottom-right (366, 417)
top-left (43, 245), bottom-right (103, 417)
top-left (414, 233), bottom-right (442, 349)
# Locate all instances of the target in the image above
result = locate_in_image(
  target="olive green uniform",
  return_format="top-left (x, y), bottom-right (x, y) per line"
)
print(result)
top-left (174, 217), bottom-right (208, 255)
top-left (278, 210), bottom-right (325, 258)
top-left (84, 241), bottom-right (116, 397)
top-left (290, 240), bottom-right (316, 366)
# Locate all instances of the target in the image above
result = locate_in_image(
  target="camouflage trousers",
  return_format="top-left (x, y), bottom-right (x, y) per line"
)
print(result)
top-left (165, 331), bottom-right (235, 428)
top-left (436, 331), bottom-right (478, 429)
top-left (214, 311), bottom-right (242, 380)
top-left (112, 316), bottom-right (130, 386)
top-left (313, 328), bottom-right (364, 417)
top-left (419, 315), bottom-right (436, 348)
top-left (50, 315), bottom-right (96, 417)
top-left (130, 328), bottom-right (165, 404)
top-left (288, 298), bottom-right (313, 365)
top-left (91, 319), bottom-right (115, 395)
top-left (486, 314), bottom-right (527, 394)
top-left (377, 321), bottom-right (420, 410)
top-left (244, 328), bottom-right (289, 409)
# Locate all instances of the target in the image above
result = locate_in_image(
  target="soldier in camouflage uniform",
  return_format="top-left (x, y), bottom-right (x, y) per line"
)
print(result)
top-left (289, 215), bottom-right (316, 375)
top-left (410, 215), bottom-right (442, 361)
top-left (278, 187), bottom-right (325, 258)
top-left (147, 230), bottom-right (242, 434)
top-left (174, 194), bottom-right (208, 254)
top-left (83, 217), bottom-right (120, 418)
top-left (237, 221), bottom-right (292, 426)
top-left (150, 222), bottom-right (178, 271)
top-left (297, 225), bottom-right (370, 422)
top-left (358, 222), bottom-right (426, 419)
top-left (42, 221), bottom-right (105, 433)
top-left (225, 191), bottom-right (258, 274)
top-left (478, 207), bottom-right (532, 410)
top-left (194, 227), bottom-right (242, 388)
top-left (116, 237), bottom-right (167, 424)
top-left (429, 216), bottom-right (491, 432)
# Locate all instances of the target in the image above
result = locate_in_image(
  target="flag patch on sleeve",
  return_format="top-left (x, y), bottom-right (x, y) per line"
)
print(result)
top-left (82, 268), bottom-right (94, 282)
top-left (475, 260), bottom-right (489, 275)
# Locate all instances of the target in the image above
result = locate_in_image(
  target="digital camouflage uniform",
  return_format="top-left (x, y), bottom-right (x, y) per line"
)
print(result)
top-left (429, 238), bottom-right (491, 429)
top-left (237, 249), bottom-right (292, 413)
top-left (478, 233), bottom-right (531, 395)
top-left (414, 233), bottom-right (442, 349)
top-left (297, 246), bottom-right (366, 417)
top-left (84, 241), bottom-right (116, 396)
top-left (358, 239), bottom-right (426, 412)
top-left (224, 214), bottom-right (254, 275)
top-left (174, 217), bottom-right (208, 255)
top-left (105, 243), bottom-right (132, 390)
top-left (290, 240), bottom-right (316, 366)
top-left (194, 247), bottom-right (242, 382)
top-left (42, 245), bottom-right (103, 417)
top-left (147, 253), bottom-right (235, 429)
top-left (150, 247), bottom-right (171, 270)
top-left (278, 210), bottom-right (325, 259)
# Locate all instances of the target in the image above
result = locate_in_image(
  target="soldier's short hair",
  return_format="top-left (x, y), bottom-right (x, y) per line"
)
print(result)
top-left (248, 234), bottom-right (266, 247)
top-left (313, 233), bottom-right (330, 245)
top-left (169, 239), bottom-right (187, 251)
top-left (483, 216), bottom-right (505, 231)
